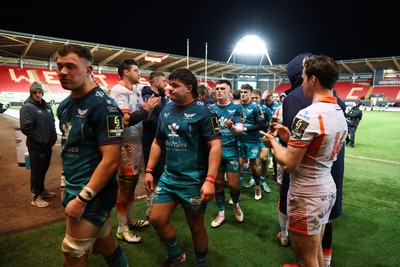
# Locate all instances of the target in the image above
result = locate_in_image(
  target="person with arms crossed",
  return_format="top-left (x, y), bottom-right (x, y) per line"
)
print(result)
top-left (56, 44), bottom-right (128, 266)
top-left (144, 68), bottom-right (222, 267)
top-left (261, 55), bottom-right (347, 267)
top-left (209, 79), bottom-right (244, 228)
top-left (20, 81), bottom-right (58, 208)
top-left (110, 58), bottom-right (160, 243)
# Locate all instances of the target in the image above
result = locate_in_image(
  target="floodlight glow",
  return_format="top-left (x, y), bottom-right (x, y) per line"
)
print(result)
top-left (234, 35), bottom-right (267, 55)
top-left (227, 35), bottom-right (272, 65)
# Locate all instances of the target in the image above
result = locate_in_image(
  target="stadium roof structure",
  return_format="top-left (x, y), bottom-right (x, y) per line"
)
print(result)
top-left (1, 29), bottom-right (400, 80)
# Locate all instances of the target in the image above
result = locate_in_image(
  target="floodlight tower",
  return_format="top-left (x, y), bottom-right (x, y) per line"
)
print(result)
top-left (227, 35), bottom-right (272, 66)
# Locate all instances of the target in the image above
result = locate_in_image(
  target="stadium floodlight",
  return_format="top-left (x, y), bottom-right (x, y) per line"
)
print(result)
top-left (227, 35), bottom-right (272, 66)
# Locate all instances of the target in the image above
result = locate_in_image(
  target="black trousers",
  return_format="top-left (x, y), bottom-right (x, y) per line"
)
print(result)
top-left (28, 146), bottom-right (52, 199)
top-left (346, 126), bottom-right (358, 147)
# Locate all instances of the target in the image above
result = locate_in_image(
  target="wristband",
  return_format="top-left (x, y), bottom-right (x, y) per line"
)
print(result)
top-left (205, 175), bottom-right (216, 184)
top-left (60, 172), bottom-right (66, 189)
top-left (78, 186), bottom-right (97, 203)
top-left (77, 194), bottom-right (89, 204)
top-left (145, 167), bottom-right (154, 173)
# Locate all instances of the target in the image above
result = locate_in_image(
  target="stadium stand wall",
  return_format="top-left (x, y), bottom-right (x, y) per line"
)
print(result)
top-left (1, 65), bottom-right (399, 105)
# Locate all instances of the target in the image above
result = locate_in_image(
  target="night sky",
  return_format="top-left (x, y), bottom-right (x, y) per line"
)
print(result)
top-left (1, 0), bottom-right (397, 65)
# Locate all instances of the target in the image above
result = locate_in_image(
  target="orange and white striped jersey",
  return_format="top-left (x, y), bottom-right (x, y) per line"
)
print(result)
top-left (288, 96), bottom-right (347, 197)
top-left (110, 82), bottom-right (144, 143)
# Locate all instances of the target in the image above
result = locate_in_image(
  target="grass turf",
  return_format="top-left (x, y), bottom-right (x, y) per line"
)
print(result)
top-left (0, 110), bottom-right (399, 266)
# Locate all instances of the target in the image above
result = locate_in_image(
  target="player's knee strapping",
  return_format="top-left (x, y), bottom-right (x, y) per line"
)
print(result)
top-left (62, 234), bottom-right (96, 258)
top-left (62, 219), bottom-right (111, 258)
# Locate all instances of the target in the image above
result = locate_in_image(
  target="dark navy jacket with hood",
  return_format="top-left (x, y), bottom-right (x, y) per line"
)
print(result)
top-left (141, 85), bottom-right (168, 149)
top-left (19, 96), bottom-right (57, 149)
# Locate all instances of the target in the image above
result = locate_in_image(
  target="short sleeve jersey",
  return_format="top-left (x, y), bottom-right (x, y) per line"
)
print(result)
top-left (110, 82), bottom-right (144, 143)
top-left (288, 96), bottom-right (347, 197)
top-left (156, 100), bottom-right (221, 185)
top-left (239, 101), bottom-right (264, 144)
top-left (57, 87), bottom-right (124, 194)
top-left (209, 101), bottom-right (241, 149)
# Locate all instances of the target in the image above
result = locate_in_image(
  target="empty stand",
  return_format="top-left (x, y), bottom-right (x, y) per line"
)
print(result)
top-left (0, 66), bottom-right (145, 93)
top-left (371, 86), bottom-right (400, 100)
top-left (272, 82), bottom-right (371, 101)
top-left (274, 83), bottom-right (291, 95)
top-left (333, 82), bottom-right (370, 100)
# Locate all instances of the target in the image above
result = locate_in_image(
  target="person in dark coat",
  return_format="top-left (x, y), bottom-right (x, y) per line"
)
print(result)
top-left (345, 101), bottom-right (363, 147)
top-left (20, 81), bottom-right (57, 208)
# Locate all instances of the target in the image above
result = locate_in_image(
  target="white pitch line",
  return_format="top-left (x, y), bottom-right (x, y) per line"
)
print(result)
top-left (346, 154), bottom-right (400, 165)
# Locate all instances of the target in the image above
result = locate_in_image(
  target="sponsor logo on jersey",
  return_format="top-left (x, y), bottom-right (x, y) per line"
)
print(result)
top-left (211, 117), bottom-right (221, 134)
top-left (107, 115), bottom-right (124, 137)
top-left (95, 91), bottom-right (104, 97)
top-left (291, 117), bottom-right (309, 139)
top-left (107, 105), bottom-right (120, 112)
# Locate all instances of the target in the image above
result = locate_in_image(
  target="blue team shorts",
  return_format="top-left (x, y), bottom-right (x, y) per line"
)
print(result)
top-left (153, 178), bottom-right (207, 216)
top-left (220, 146), bottom-right (241, 173)
top-left (62, 181), bottom-right (118, 227)
top-left (238, 142), bottom-right (260, 159)
top-left (259, 138), bottom-right (267, 149)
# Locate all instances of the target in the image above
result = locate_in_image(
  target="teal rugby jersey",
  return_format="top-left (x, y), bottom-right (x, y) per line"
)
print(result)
top-left (239, 101), bottom-right (265, 144)
top-left (57, 87), bottom-right (124, 194)
top-left (156, 99), bottom-right (221, 185)
top-left (209, 101), bottom-right (241, 148)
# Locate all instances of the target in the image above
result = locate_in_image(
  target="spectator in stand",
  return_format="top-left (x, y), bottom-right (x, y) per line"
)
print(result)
top-left (141, 71), bottom-right (168, 218)
top-left (209, 79), bottom-right (244, 228)
top-left (265, 53), bottom-right (347, 267)
top-left (20, 81), bottom-right (57, 208)
top-left (110, 58), bottom-right (160, 243)
top-left (144, 68), bottom-right (222, 266)
top-left (56, 43), bottom-right (129, 266)
top-left (345, 101), bottom-right (363, 148)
